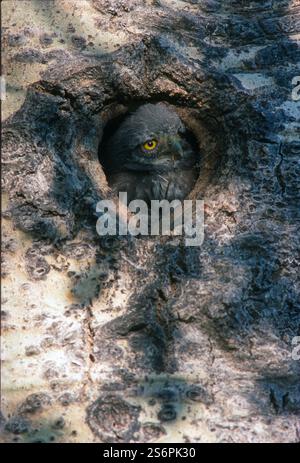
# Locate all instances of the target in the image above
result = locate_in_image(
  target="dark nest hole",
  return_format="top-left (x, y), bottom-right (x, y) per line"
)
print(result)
top-left (97, 100), bottom-right (225, 202)
top-left (3, 79), bottom-right (228, 245)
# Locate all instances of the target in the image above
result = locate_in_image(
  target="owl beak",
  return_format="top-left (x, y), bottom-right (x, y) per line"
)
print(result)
top-left (170, 138), bottom-right (184, 161)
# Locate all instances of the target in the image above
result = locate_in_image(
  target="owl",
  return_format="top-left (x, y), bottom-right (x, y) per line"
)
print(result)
top-left (100, 103), bottom-right (199, 203)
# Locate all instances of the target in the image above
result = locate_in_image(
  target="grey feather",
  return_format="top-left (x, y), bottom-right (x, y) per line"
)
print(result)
top-left (101, 103), bottom-right (199, 202)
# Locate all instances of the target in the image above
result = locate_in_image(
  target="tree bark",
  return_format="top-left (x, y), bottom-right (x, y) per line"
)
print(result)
top-left (1, 0), bottom-right (300, 443)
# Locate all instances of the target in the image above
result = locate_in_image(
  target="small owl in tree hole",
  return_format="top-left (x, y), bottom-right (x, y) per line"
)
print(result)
top-left (101, 103), bottom-right (199, 203)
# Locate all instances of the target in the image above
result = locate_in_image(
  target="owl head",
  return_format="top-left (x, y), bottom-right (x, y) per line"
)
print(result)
top-left (101, 103), bottom-right (197, 174)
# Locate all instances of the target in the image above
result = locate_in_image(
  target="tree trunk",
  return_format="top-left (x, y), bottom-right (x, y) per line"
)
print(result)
top-left (1, 0), bottom-right (300, 443)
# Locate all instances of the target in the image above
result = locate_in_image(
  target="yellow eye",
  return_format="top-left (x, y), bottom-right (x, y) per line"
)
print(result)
top-left (142, 139), bottom-right (158, 152)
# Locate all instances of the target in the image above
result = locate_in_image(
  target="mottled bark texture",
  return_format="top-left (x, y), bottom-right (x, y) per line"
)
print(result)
top-left (1, 0), bottom-right (300, 443)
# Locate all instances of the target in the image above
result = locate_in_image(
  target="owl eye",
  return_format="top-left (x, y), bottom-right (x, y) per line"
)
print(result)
top-left (142, 139), bottom-right (158, 152)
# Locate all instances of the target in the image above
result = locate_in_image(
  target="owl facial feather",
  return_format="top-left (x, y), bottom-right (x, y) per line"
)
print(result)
top-left (102, 103), bottom-right (196, 174)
